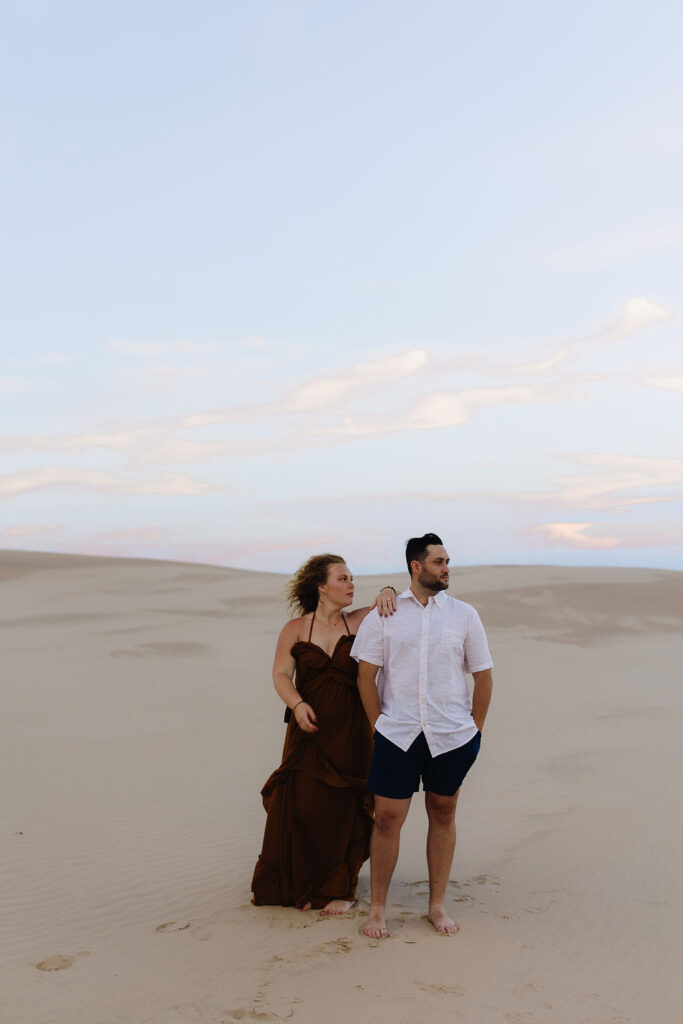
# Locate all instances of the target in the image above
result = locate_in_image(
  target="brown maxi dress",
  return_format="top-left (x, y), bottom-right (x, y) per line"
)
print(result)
top-left (251, 613), bottom-right (374, 909)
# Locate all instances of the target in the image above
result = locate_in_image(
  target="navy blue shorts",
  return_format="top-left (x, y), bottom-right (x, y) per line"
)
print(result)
top-left (367, 730), bottom-right (481, 799)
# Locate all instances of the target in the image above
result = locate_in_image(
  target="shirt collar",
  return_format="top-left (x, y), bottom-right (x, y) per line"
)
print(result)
top-left (399, 587), bottom-right (448, 606)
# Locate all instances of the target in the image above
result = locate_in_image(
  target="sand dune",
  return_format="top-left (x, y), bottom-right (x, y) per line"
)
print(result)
top-left (1, 551), bottom-right (681, 1024)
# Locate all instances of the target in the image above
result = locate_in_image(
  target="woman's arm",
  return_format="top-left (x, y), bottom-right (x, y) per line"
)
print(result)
top-left (272, 619), bottom-right (318, 733)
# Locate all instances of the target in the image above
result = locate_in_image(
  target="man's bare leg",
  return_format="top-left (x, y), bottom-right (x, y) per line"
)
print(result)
top-left (363, 795), bottom-right (412, 938)
top-left (425, 789), bottom-right (460, 934)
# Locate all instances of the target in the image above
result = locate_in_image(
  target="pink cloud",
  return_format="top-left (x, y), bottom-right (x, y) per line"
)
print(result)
top-left (528, 522), bottom-right (619, 549)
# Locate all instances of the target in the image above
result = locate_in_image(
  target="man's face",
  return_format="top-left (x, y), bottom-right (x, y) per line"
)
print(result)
top-left (415, 544), bottom-right (450, 592)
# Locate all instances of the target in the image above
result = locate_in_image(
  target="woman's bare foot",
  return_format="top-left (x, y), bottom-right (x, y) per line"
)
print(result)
top-left (298, 902), bottom-right (312, 912)
top-left (428, 903), bottom-right (460, 935)
top-left (363, 907), bottom-right (388, 939)
top-left (321, 899), bottom-right (355, 915)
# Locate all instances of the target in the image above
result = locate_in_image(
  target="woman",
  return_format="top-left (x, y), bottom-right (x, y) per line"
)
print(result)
top-left (251, 554), bottom-right (395, 914)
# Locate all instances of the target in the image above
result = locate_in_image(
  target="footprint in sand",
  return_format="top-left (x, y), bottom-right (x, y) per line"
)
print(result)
top-left (415, 981), bottom-right (465, 996)
top-left (155, 921), bottom-right (191, 933)
top-left (226, 1010), bottom-right (278, 1022)
top-left (310, 937), bottom-right (353, 957)
top-left (35, 955), bottom-right (75, 972)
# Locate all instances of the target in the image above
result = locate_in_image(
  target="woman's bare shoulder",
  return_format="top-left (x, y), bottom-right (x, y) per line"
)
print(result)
top-left (346, 606), bottom-right (372, 629)
top-left (278, 615), bottom-right (311, 644)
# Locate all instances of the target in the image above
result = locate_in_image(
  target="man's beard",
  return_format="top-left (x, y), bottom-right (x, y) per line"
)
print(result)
top-left (418, 568), bottom-right (448, 592)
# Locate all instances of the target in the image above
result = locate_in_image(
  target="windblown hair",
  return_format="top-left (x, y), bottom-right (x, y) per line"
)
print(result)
top-left (405, 533), bottom-right (443, 574)
top-left (285, 553), bottom-right (346, 615)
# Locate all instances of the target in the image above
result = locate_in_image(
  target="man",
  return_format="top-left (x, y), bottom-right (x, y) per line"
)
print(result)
top-left (351, 533), bottom-right (493, 938)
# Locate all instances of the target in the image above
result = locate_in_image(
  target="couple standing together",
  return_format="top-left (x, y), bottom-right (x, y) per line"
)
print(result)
top-left (252, 533), bottom-right (494, 938)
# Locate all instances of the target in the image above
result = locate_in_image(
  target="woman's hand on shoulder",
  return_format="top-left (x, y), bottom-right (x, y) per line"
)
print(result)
top-left (350, 587), bottom-right (397, 626)
top-left (372, 586), bottom-right (397, 618)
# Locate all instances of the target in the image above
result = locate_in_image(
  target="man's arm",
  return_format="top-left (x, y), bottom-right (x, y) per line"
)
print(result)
top-left (471, 669), bottom-right (493, 732)
top-left (356, 660), bottom-right (382, 731)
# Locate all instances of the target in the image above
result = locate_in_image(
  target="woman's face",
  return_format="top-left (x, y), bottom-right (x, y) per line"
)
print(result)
top-left (320, 562), bottom-right (355, 607)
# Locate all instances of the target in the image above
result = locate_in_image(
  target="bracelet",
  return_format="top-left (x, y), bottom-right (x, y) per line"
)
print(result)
top-left (379, 585), bottom-right (397, 594)
top-left (292, 699), bottom-right (305, 713)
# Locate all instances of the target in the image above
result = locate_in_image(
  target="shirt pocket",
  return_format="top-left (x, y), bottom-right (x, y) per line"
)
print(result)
top-left (440, 628), bottom-right (466, 656)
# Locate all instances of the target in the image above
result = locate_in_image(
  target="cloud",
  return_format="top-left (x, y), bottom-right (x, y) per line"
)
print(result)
top-left (18, 352), bottom-right (78, 368)
top-left (528, 522), bottom-right (619, 549)
top-left (405, 383), bottom-right (580, 431)
top-left (0, 523), bottom-right (60, 538)
top-left (516, 453), bottom-right (683, 513)
top-left (0, 467), bottom-right (219, 500)
top-left (598, 298), bottom-right (673, 342)
top-left (106, 339), bottom-right (220, 355)
top-left (277, 349), bottom-right (429, 413)
top-left (118, 364), bottom-right (204, 388)
top-left (528, 519), bottom-right (683, 550)
top-left (65, 534), bottom-right (338, 566)
top-left (0, 299), bottom-right (676, 474)
top-left (0, 376), bottom-right (30, 393)
top-left (473, 297), bottom-right (673, 383)
top-left (642, 375), bottom-right (683, 392)
top-left (0, 427), bottom-right (155, 455)
top-left (486, 348), bottom-right (574, 377)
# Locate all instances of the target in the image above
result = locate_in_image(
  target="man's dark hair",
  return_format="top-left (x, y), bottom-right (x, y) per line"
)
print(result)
top-left (405, 533), bottom-right (443, 574)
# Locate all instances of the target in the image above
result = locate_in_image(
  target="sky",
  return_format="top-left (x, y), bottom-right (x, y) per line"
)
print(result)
top-left (1, 0), bottom-right (682, 574)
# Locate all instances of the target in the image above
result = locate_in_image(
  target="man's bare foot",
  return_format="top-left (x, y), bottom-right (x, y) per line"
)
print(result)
top-left (363, 907), bottom-right (388, 939)
top-left (428, 904), bottom-right (460, 935)
top-left (298, 902), bottom-right (312, 912)
top-left (321, 899), bottom-right (355, 915)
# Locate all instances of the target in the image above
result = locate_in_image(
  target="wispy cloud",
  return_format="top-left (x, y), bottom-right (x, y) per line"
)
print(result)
top-left (275, 349), bottom-right (429, 413)
top-left (528, 522), bottom-right (619, 549)
top-left (0, 300), bottom-right (676, 490)
top-left (528, 519), bottom-right (683, 550)
top-left (486, 348), bottom-right (574, 378)
top-left (17, 352), bottom-right (78, 368)
top-left (0, 376), bottom-right (31, 393)
top-left (67, 534), bottom-right (338, 566)
top-left (106, 339), bottom-right (220, 355)
top-left (472, 298), bottom-right (673, 382)
top-left (641, 375), bottom-right (683, 392)
top-left (404, 383), bottom-right (579, 431)
top-left (597, 298), bottom-right (673, 342)
top-left (0, 523), bottom-right (61, 538)
top-left (517, 453), bottom-right (683, 513)
top-left (0, 468), bottom-right (220, 500)
top-left (117, 363), bottom-right (205, 388)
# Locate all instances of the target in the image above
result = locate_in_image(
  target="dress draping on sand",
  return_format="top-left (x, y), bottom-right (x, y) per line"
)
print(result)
top-left (251, 622), bottom-right (374, 909)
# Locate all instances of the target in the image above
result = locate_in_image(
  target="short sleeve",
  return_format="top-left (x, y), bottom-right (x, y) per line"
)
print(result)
top-left (463, 607), bottom-right (493, 674)
top-left (350, 609), bottom-right (384, 667)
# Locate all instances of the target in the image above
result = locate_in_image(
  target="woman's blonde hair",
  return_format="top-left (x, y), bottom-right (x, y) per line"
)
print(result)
top-left (285, 553), bottom-right (346, 615)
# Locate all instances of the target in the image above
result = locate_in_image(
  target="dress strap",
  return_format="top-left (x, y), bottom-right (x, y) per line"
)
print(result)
top-left (341, 612), bottom-right (351, 635)
top-left (307, 611), bottom-right (316, 642)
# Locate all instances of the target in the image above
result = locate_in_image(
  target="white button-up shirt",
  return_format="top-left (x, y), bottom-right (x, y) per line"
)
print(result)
top-left (351, 588), bottom-right (493, 756)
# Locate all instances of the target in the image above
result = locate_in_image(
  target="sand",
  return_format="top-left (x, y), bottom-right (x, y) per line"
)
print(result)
top-left (1, 550), bottom-right (681, 1024)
